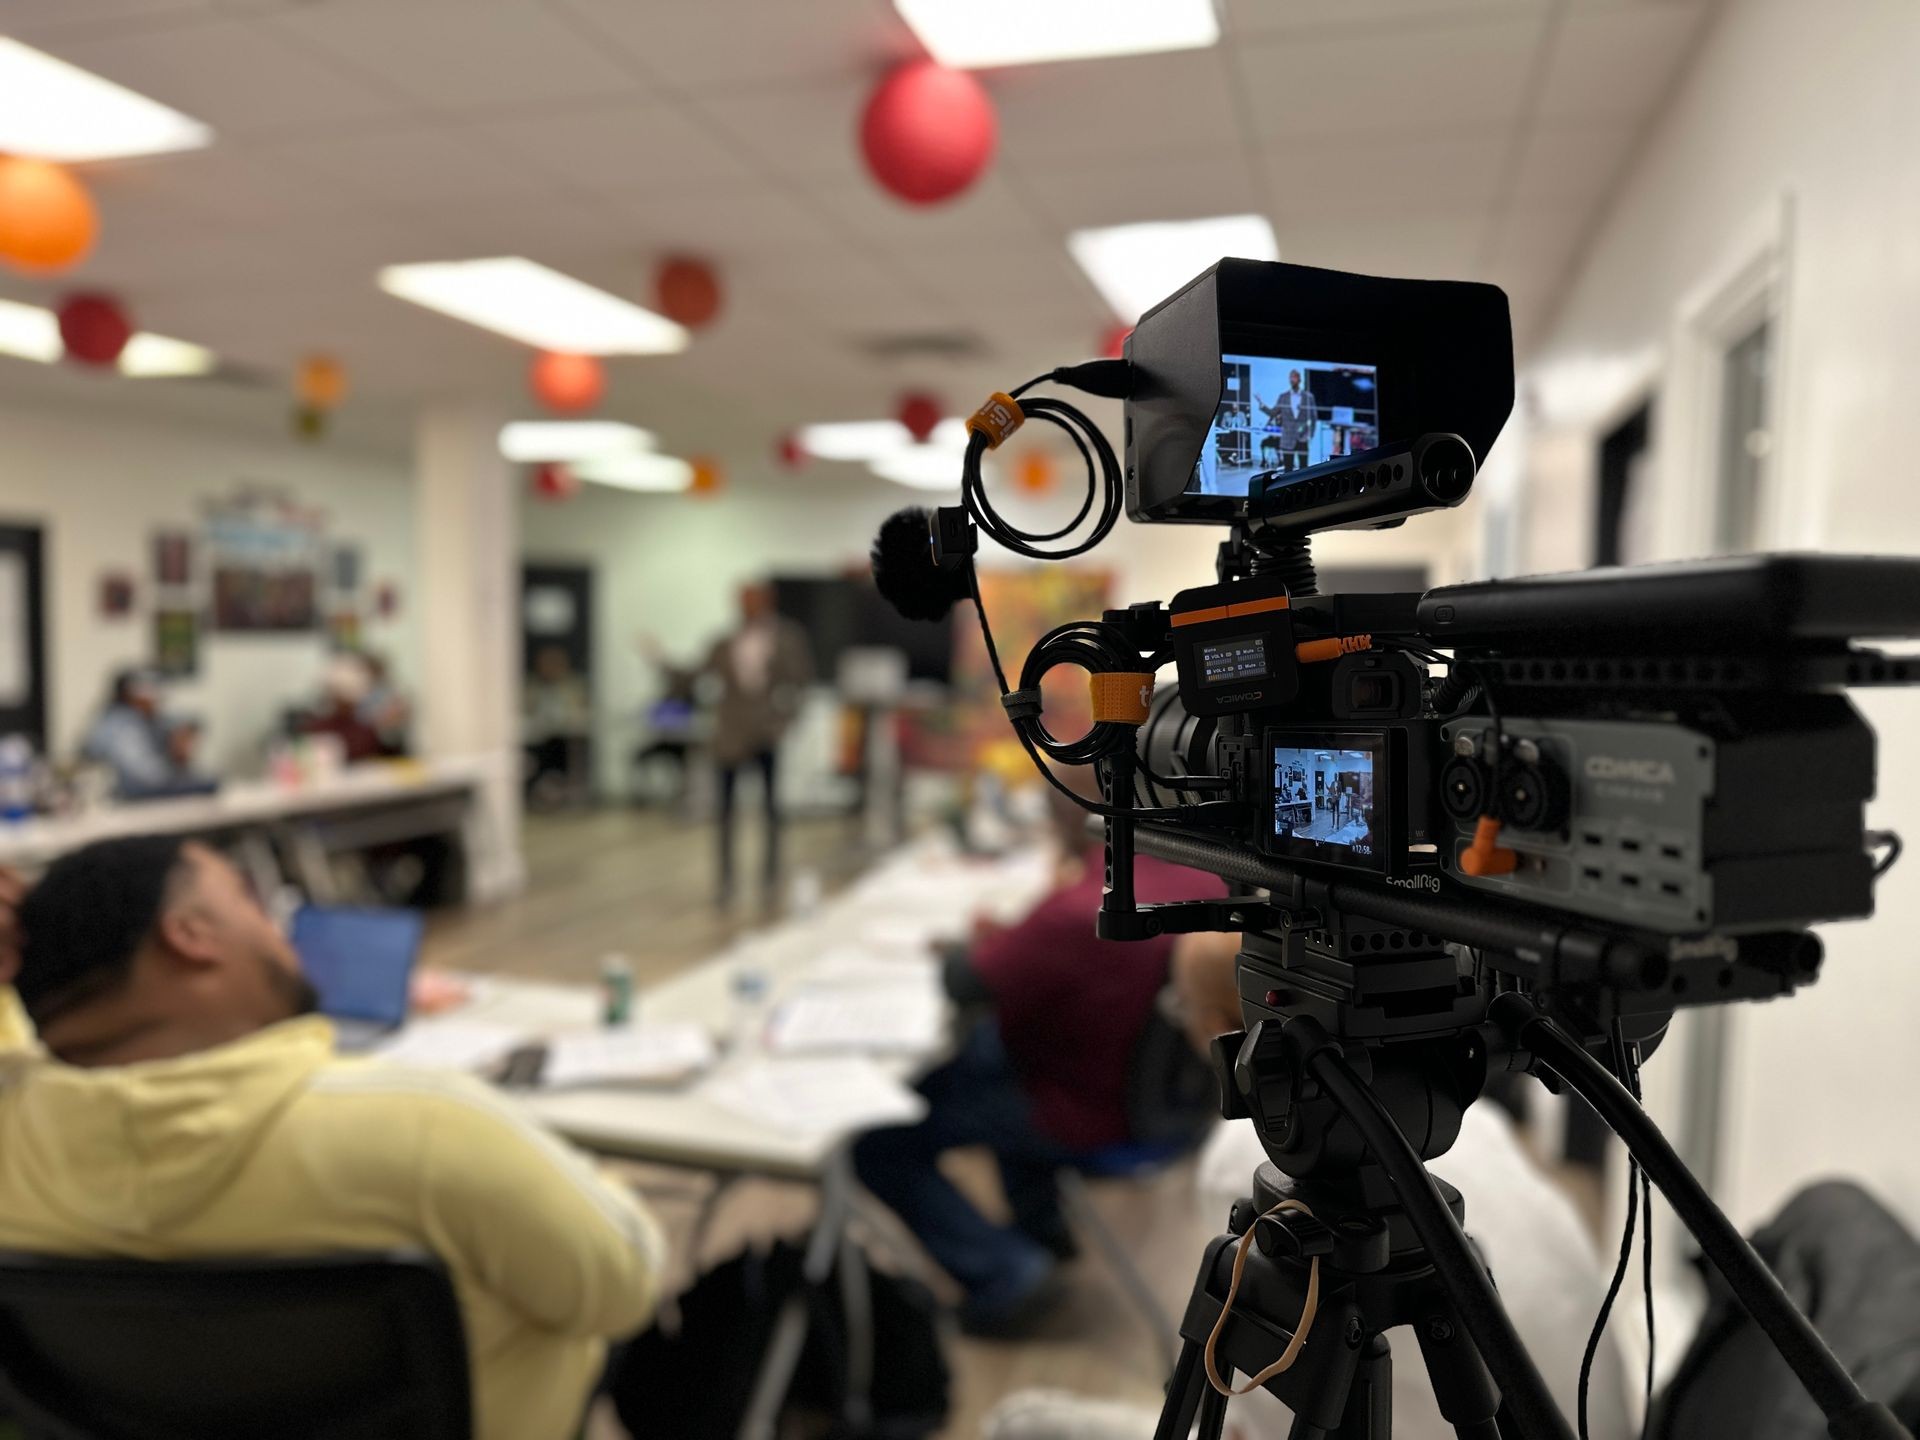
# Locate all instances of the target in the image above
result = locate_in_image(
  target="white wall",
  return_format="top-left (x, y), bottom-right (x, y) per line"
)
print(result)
top-left (1515, 0), bottom-right (1920, 1232)
top-left (0, 399), bottom-right (417, 775)
top-left (520, 456), bottom-right (1472, 797)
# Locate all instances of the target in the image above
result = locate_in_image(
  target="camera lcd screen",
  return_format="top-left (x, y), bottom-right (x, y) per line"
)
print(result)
top-left (1188, 355), bottom-right (1381, 500)
top-left (1272, 741), bottom-right (1380, 868)
top-left (1199, 634), bottom-right (1269, 687)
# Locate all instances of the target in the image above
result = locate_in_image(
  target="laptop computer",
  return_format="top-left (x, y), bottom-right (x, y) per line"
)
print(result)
top-left (290, 906), bottom-right (425, 1053)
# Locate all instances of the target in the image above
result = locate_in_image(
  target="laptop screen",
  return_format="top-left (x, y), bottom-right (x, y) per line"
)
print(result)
top-left (290, 906), bottom-right (424, 1028)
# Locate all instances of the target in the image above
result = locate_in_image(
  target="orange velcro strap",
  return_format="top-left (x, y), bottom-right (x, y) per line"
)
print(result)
top-left (965, 392), bottom-right (1024, 449)
top-left (1089, 672), bottom-right (1155, 725)
top-left (1459, 815), bottom-right (1518, 877)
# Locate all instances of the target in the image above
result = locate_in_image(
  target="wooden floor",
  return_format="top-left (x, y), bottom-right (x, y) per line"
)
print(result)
top-left (432, 808), bottom-right (1215, 1438)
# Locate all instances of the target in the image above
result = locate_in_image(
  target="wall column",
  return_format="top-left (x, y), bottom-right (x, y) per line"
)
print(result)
top-left (415, 405), bottom-right (523, 900)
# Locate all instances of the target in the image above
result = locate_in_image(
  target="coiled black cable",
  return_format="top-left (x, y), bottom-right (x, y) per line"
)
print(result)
top-left (958, 376), bottom-right (1123, 562)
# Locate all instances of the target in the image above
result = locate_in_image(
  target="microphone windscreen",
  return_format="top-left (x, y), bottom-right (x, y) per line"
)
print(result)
top-left (871, 507), bottom-right (971, 622)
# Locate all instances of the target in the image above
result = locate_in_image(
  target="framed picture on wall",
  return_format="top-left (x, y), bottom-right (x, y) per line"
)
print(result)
top-left (154, 608), bottom-right (199, 678)
top-left (206, 488), bottom-right (322, 632)
top-left (331, 544), bottom-right (362, 594)
top-left (153, 530), bottom-right (193, 589)
top-left (98, 572), bottom-right (135, 620)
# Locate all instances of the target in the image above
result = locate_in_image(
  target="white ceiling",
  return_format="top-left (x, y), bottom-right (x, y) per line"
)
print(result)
top-left (0, 0), bottom-right (1717, 463)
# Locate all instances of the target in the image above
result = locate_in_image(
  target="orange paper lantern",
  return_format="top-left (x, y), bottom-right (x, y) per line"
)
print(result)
top-left (529, 351), bottom-right (605, 414)
top-left (0, 157), bottom-right (98, 273)
top-left (295, 353), bottom-right (349, 410)
top-left (690, 457), bottom-right (724, 496)
top-left (656, 257), bottom-right (723, 330)
top-left (1015, 451), bottom-right (1057, 495)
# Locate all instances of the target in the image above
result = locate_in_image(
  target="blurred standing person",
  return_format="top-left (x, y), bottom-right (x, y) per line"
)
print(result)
top-left (356, 651), bottom-right (412, 756)
top-left (644, 581), bottom-right (813, 907)
top-left (523, 643), bottom-right (592, 808)
top-left (81, 667), bottom-right (210, 800)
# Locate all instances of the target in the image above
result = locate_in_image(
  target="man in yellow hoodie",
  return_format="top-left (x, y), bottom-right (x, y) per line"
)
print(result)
top-left (0, 865), bottom-right (31, 1054)
top-left (0, 837), bottom-right (665, 1440)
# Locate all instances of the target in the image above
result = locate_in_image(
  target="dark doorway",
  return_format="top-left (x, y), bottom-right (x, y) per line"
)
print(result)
top-left (1594, 402), bottom-right (1653, 567)
top-left (521, 562), bottom-right (595, 807)
top-left (0, 524), bottom-right (48, 753)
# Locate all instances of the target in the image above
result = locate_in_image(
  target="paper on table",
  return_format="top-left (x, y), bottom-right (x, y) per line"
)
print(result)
top-left (766, 982), bottom-right (944, 1055)
top-left (802, 946), bottom-right (938, 988)
top-left (542, 1024), bottom-right (716, 1088)
top-left (373, 1021), bottom-right (527, 1073)
top-left (703, 1056), bottom-right (927, 1136)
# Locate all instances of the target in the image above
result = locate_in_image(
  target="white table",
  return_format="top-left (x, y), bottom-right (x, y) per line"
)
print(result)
top-left (405, 836), bottom-right (1055, 1440)
top-left (0, 758), bottom-right (491, 900)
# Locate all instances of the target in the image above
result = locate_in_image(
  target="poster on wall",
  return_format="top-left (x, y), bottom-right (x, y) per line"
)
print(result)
top-left (205, 488), bottom-right (323, 632)
top-left (329, 610), bottom-right (362, 649)
top-left (154, 608), bottom-right (199, 678)
top-left (153, 531), bottom-right (193, 589)
top-left (331, 544), bottom-right (362, 595)
top-left (98, 572), bottom-right (135, 619)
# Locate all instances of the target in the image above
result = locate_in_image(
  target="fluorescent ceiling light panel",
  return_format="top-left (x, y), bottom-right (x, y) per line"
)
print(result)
top-left (871, 445), bottom-right (970, 491)
top-left (575, 452), bottom-right (694, 493)
top-left (894, 0), bottom-right (1218, 67)
top-left (499, 420), bottom-right (657, 463)
top-left (118, 333), bottom-right (215, 377)
top-left (0, 297), bottom-right (62, 363)
top-left (0, 296), bottom-right (214, 376)
top-left (0, 37), bottom-right (212, 161)
top-left (797, 420), bottom-right (915, 463)
top-left (1068, 214), bottom-right (1279, 323)
top-left (379, 258), bottom-right (689, 355)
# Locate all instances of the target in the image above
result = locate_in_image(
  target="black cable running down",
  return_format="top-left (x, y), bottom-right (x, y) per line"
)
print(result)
top-left (1503, 1000), bottom-right (1913, 1440)
top-left (1308, 1043), bottom-right (1579, 1440)
top-left (1581, 1150), bottom-right (1639, 1440)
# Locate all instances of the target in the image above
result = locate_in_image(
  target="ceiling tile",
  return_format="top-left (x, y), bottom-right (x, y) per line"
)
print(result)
top-left (988, 50), bottom-right (1241, 163)
top-left (1259, 130), bottom-right (1511, 222)
top-left (0, 0), bottom-right (217, 38)
top-left (601, 183), bottom-right (845, 259)
top-left (1221, 0), bottom-right (1545, 33)
top-left (1011, 146), bottom-right (1260, 231)
top-left (688, 81), bottom-right (871, 185)
top-left (806, 170), bottom-right (1049, 248)
top-left (50, 15), bottom-right (411, 137)
top-left (1276, 213), bottom-right (1490, 280)
top-left (1507, 121), bottom-right (1639, 207)
top-left (1535, 3), bottom-right (1710, 123)
top-left (261, 126), bottom-right (577, 208)
top-left (90, 146), bottom-right (365, 225)
top-left (1233, 13), bottom-right (1549, 138)
top-left (268, 0), bottom-right (643, 115)
top-left (546, 0), bottom-right (904, 91)
top-left (1483, 205), bottom-right (1592, 285)
top-left (473, 99), bottom-right (762, 193)
top-left (885, 237), bottom-right (1097, 311)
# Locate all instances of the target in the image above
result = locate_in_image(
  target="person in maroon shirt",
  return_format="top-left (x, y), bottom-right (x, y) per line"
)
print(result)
top-left (853, 798), bottom-right (1225, 1335)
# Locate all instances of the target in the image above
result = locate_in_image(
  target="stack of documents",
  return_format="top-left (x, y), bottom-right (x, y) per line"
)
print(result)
top-left (540, 1024), bottom-right (716, 1088)
top-left (704, 1056), bottom-right (927, 1136)
top-left (766, 981), bottom-right (944, 1056)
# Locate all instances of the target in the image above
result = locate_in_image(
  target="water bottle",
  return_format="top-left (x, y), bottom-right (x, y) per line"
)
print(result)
top-left (0, 735), bottom-right (34, 823)
top-left (728, 964), bottom-right (770, 1055)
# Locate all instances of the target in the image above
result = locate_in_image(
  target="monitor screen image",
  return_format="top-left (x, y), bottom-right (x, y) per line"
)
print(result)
top-left (1272, 744), bottom-right (1378, 865)
top-left (1188, 355), bottom-right (1381, 499)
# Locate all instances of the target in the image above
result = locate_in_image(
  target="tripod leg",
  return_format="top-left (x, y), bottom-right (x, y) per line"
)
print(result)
top-left (1154, 1340), bottom-right (1208, 1440)
top-left (1412, 1289), bottom-right (1503, 1440)
top-left (1195, 1382), bottom-right (1231, 1440)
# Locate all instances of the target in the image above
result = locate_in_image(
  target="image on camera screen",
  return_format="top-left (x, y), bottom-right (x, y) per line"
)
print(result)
top-left (1273, 745), bottom-right (1377, 862)
top-left (1188, 355), bottom-right (1381, 499)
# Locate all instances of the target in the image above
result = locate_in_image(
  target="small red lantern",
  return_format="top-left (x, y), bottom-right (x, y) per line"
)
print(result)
top-left (897, 391), bottom-right (942, 445)
top-left (1102, 324), bottom-right (1134, 360)
top-left (656, 257), bottom-right (723, 330)
top-left (530, 462), bottom-right (579, 502)
top-left (690, 457), bottom-right (724, 497)
top-left (859, 60), bottom-right (997, 207)
top-left (776, 432), bottom-right (808, 470)
top-left (529, 352), bottom-right (605, 414)
top-left (57, 293), bottom-right (133, 367)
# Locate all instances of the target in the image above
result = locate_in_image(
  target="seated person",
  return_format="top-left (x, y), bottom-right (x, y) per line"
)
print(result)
top-left (854, 787), bottom-right (1226, 1336)
top-left (0, 837), bottom-right (666, 1440)
top-left (0, 865), bottom-right (30, 1055)
top-left (297, 651), bottom-right (390, 763)
top-left (81, 668), bottom-right (212, 800)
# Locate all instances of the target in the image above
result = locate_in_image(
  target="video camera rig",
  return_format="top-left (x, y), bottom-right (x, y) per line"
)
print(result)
top-left (870, 258), bottom-right (1920, 1439)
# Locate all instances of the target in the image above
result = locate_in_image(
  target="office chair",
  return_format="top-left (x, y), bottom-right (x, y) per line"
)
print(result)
top-left (1056, 1000), bottom-right (1219, 1368)
top-left (0, 1250), bottom-right (471, 1440)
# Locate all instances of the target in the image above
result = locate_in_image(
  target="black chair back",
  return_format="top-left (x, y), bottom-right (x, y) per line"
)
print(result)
top-left (0, 1250), bottom-right (470, 1440)
top-left (1124, 999), bottom-right (1220, 1151)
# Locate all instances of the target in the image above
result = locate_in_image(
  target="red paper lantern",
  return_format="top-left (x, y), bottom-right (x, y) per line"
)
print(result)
top-left (0, 157), bottom-right (98, 273)
top-left (776, 432), bottom-right (808, 470)
top-left (859, 60), bottom-right (997, 206)
top-left (57, 293), bottom-right (132, 367)
top-left (656, 256), bottom-right (723, 330)
top-left (530, 462), bottom-right (579, 501)
top-left (897, 391), bottom-right (942, 444)
top-left (529, 352), bottom-right (605, 414)
top-left (690, 457), bottom-right (724, 497)
top-left (1102, 324), bottom-right (1134, 360)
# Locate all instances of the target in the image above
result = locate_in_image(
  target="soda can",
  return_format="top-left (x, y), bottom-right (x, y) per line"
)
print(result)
top-left (599, 953), bottom-right (634, 1028)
